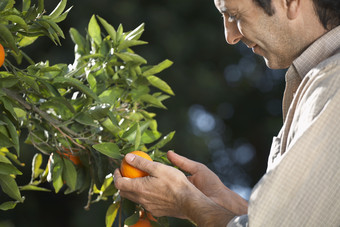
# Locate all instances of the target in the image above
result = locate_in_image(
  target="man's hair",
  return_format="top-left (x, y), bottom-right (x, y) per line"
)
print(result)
top-left (253, 0), bottom-right (340, 29)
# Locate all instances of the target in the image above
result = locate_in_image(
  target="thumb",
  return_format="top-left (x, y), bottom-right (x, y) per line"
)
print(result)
top-left (167, 151), bottom-right (199, 175)
top-left (124, 153), bottom-right (159, 176)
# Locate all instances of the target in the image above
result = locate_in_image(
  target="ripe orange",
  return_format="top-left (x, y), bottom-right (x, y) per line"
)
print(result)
top-left (0, 43), bottom-right (5, 67)
top-left (131, 218), bottom-right (152, 227)
top-left (141, 211), bottom-right (157, 222)
top-left (56, 148), bottom-right (81, 165)
top-left (120, 151), bottom-right (152, 178)
top-left (131, 211), bottom-right (157, 227)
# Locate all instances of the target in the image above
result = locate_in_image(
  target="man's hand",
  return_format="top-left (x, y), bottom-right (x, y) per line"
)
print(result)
top-left (114, 152), bottom-right (192, 218)
top-left (114, 152), bottom-right (236, 226)
top-left (168, 151), bottom-right (248, 215)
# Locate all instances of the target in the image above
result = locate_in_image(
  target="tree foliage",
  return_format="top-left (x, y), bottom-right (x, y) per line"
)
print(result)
top-left (0, 0), bottom-right (174, 225)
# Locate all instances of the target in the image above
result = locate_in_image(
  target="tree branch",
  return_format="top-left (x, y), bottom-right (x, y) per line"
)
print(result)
top-left (2, 88), bottom-right (82, 139)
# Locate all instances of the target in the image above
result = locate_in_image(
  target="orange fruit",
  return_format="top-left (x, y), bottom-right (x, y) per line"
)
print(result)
top-left (56, 148), bottom-right (81, 165)
top-left (131, 218), bottom-right (152, 227)
top-left (131, 211), bottom-right (157, 227)
top-left (120, 151), bottom-right (152, 178)
top-left (0, 43), bottom-right (5, 67)
top-left (141, 211), bottom-right (157, 222)
top-left (62, 152), bottom-right (81, 165)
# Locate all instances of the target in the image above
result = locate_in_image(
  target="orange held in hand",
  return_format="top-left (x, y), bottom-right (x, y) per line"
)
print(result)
top-left (0, 44), bottom-right (5, 67)
top-left (120, 151), bottom-right (152, 178)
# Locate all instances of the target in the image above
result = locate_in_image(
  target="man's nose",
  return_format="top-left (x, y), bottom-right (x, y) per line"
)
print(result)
top-left (224, 20), bottom-right (242, 45)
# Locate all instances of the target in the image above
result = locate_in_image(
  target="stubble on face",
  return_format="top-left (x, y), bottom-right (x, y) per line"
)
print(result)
top-left (251, 3), bottom-right (299, 69)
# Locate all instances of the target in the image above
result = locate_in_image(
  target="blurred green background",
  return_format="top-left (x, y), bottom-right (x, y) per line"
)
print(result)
top-left (0, 0), bottom-right (287, 226)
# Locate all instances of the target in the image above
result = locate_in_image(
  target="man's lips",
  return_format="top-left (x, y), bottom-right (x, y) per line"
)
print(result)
top-left (243, 40), bottom-right (260, 55)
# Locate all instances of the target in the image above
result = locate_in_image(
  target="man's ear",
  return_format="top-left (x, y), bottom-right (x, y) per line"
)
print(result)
top-left (286, 0), bottom-right (300, 19)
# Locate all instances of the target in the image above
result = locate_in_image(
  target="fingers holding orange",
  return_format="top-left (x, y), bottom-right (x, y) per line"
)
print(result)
top-left (120, 151), bottom-right (152, 178)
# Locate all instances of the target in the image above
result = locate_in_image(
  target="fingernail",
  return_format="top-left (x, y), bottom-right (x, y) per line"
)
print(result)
top-left (125, 153), bottom-right (135, 162)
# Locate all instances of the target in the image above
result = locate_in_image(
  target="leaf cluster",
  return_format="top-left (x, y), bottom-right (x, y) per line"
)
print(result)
top-left (0, 1), bottom-right (175, 226)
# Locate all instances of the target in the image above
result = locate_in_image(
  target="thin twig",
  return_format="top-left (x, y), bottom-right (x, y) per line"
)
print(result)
top-left (84, 179), bottom-right (94, 211)
top-left (51, 123), bottom-right (86, 150)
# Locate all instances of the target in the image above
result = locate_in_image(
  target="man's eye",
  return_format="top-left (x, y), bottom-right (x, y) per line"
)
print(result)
top-left (228, 15), bottom-right (236, 23)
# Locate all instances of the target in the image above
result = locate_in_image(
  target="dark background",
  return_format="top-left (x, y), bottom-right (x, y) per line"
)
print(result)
top-left (1, 0), bottom-right (286, 226)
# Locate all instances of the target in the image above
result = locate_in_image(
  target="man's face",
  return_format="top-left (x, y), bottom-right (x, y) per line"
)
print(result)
top-left (214, 0), bottom-right (300, 69)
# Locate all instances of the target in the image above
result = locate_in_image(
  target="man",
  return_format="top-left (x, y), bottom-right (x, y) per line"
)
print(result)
top-left (114, 0), bottom-right (340, 226)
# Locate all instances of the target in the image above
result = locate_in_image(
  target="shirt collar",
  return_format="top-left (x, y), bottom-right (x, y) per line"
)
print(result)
top-left (292, 25), bottom-right (340, 80)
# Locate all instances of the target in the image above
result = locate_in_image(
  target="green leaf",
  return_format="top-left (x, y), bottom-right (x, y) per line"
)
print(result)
top-left (143, 59), bottom-right (173, 76)
top-left (20, 75), bottom-right (40, 92)
top-left (19, 36), bottom-right (39, 47)
top-left (53, 6), bottom-right (73, 23)
top-left (150, 131), bottom-right (175, 150)
top-left (134, 123), bottom-right (141, 150)
top-left (97, 16), bottom-right (117, 45)
top-left (31, 153), bottom-right (43, 179)
top-left (62, 158), bottom-right (77, 191)
top-left (69, 28), bottom-right (86, 52)
top-left (1, 115), bottom-right (20, 155)
top-left (116, 23), bottom-right (123, 44)
top-left (51, 154), bottom-right (64, 193)
top-left (37, 0), bottom-right (44, 13)
top-left (46, 19), bottom-right (65, 39)
top-left (0, 76), bottom-right (18, 88)
top-left (0, 97), bottom-right (17, 120)
top-left (101, 117), bottom-right (121, 136)
top-left (43, 96), bottom-right (75, 113)
top-left (75, 112), bottom-right (96, 126)
top-left (147, 75), bottom-right (174, 95)
top-left (22, 0), bottom-right (31, 11)
top-left (48, 0), bottom-right (67, 19)
top-left (101, 178), bottom-right (117, 197)
top-left (117, 40), bottom-right (147, 51)
top-left (124, 212), bottom-right (139, 226)
top-left (0, 24), bottom-right (19, 54)
top-left (122, 121), bottom-right (150, 143)
top-left (0, 200), bottom-right (19, 211)
top-left (125, 23), bottom-right (145, 41)
top-left (88, 15), bottom-right (102, 46)
top-left (19, 185), bottom-right (51, 192)
top-left (0, 154), bottom-right (12, 164)
top-left (0, 0), bottom-right (15, 12)
top-left (53, 77), bottom-right (99, 101)
top-left (151, 220), bottom-right (163, 227)
top-left (88, 104), bottom-right (110, 120)
top-left (4, 15), bottom-right (28, 28)
top-left (0, 174), bottom-right (23, 202)
top-left (115, 52), bottom-right (147, 65)
top-left (140, 94), bottom-right (167, 109)
top-left (105, 203), bottom-right (119, 227)
top-left (0, 131), bottom-right (14, 147)
top-left (141, 130), bottom-right (162, 144)
top-left (0, 163), bottom-right (22, 175)
top-left (98, 88), bottom-right (124, 105)
top-left (92, 142), bottom-right (121, 159)
top-left (4, 152), bottom-right (24, 167)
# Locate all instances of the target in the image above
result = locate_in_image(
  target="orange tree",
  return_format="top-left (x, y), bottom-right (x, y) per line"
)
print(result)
top-left (0, 0), bottom-right (174, 226)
